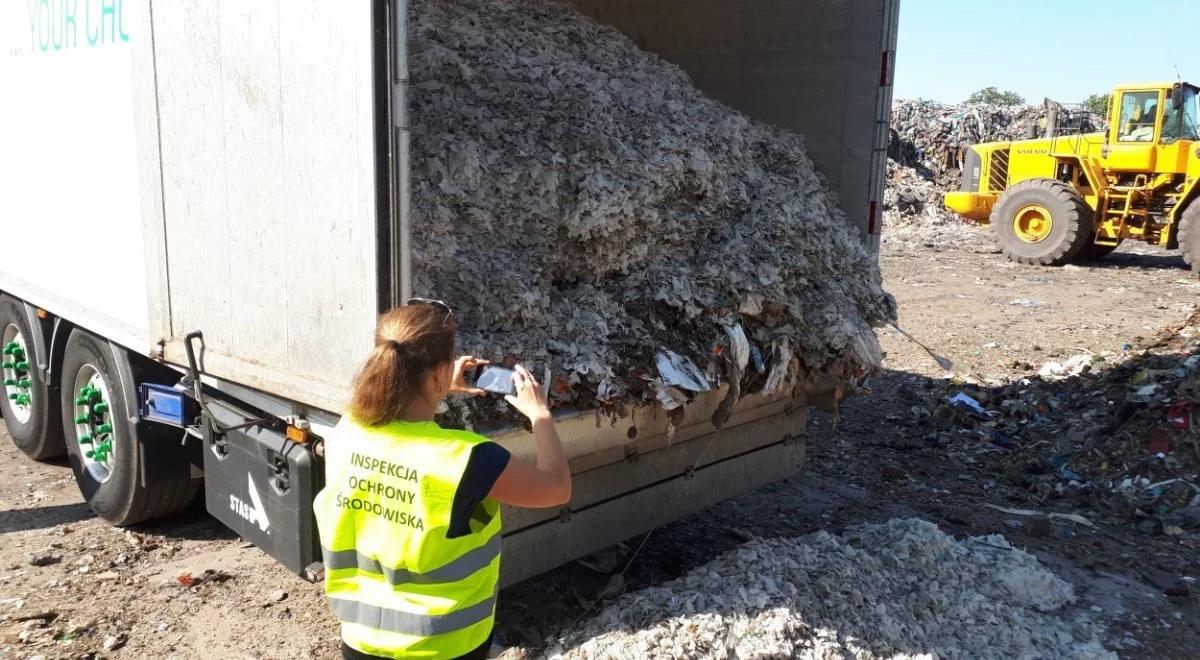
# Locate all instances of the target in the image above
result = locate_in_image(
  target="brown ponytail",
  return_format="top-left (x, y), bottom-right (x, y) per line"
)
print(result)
top-left (348, 304), bottom-right (457, 426)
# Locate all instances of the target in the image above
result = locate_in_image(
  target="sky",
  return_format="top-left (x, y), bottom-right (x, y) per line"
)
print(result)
top-left (895, 0), bottom-right (1200, 104)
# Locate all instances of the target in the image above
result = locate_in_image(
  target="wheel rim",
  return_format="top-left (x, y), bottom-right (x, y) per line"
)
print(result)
top-left (73, 365), bottom-right (116, 484)
top-left (1013, 204), bottom-right (1053, 243)
top-left (2, 325), bottom-right (34, 425)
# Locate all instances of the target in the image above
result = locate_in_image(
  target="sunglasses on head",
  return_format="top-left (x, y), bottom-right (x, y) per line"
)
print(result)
top-left (406, 297), bottom-right (454, 321)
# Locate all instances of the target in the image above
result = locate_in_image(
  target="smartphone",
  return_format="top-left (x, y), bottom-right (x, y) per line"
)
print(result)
top-left (473, 365), bottom-right (517, 396)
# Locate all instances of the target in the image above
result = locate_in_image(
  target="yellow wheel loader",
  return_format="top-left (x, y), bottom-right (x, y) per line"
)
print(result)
top-left (945, 82), bottom-right (1200, 272)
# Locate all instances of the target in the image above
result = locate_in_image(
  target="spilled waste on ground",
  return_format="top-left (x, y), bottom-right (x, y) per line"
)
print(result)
top-left (551, 518), bottom-right (1112, 659)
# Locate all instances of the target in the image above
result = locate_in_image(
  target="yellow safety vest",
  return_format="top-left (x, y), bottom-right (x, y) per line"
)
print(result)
top-left (313, 418), bottom-right (502, 658)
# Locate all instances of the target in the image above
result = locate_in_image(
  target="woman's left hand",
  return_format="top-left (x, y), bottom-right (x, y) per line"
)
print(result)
top-left (450, 356), bottom-right (490, 396)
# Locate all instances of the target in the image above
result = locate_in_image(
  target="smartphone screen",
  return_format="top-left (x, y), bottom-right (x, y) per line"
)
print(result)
top-left (474, 366), bottom-right (516, 396)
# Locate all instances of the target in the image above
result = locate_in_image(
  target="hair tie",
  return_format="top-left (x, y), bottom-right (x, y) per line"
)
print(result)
top-left (385, 339), bottom-right (408, 356)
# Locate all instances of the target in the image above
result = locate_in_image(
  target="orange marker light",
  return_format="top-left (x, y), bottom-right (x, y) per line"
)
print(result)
top-left (35, 308), bottom-right (48, 319)
top-left (285, 425), bottom-right (309, 443)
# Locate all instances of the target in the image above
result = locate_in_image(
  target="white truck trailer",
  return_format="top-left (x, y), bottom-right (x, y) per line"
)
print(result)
top-left (0, 0), bottom-right (898, 585)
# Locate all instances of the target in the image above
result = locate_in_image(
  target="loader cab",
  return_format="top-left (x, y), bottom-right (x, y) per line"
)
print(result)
top-left (1107, 87), bottom-right (1164, 171)
top-left (1106, 83), bottom-right (1200, 173)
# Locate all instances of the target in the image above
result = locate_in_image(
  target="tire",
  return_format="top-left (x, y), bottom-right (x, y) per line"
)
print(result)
top-left (1075, 241), bottom-right (1121, 262)
top-left (990, 179), bottom-right (1094, 266)
top-left (1181, 202), bottom-right (1200, 275)
top-left (59, 329), bottom-right (198, 525)
top-left (0, 296), bottom-right (65, 460)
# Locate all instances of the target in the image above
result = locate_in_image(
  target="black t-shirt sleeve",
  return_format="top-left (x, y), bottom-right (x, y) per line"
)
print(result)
top-left (447, 441), bottom-right (511, 539)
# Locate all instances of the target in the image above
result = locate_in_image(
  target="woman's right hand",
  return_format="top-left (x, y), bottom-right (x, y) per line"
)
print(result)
top-left (491, 363), bottom-right (571, 507)
top-left (505, 364), bottom-right (551, 422)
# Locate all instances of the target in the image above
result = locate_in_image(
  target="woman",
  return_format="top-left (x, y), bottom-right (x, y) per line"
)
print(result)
top-left (314, 300), bottom-right (572, 659)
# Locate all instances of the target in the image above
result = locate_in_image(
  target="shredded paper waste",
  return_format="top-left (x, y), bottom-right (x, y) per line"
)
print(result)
top-left (552, 518), bottom-right (1111, 659)
top-left (408, 0), bottom-right (895, 421)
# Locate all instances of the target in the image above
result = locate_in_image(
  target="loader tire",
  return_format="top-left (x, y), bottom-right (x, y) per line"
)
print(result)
top-left (60, 329), bottom-right (199, 525)
top-left (991, 179), bottom-right (1093, 266)
top-left (0, 296), bottom-right (65, 460)
top-left (1181, 202), bottom-right (1200, 275)
top-left (1075, 241), bottom-right (1121, 262)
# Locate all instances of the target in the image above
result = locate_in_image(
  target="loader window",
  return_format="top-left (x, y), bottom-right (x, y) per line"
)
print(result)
top-left (1161, 86), bottom-right (1200, 143)
top-left (1117, 91), bottom-right (1160, 142)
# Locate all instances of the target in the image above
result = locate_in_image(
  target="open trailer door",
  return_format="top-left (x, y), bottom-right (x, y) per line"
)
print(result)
top-left (148, 1), bottom-right (387, 413)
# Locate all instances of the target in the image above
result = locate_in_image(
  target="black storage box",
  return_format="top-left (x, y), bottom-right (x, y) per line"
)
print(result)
top-left (202, 399), bottom-right (322, 577)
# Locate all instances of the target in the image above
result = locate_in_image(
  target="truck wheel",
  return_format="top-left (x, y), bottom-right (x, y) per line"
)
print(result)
top-left (0, 297), bottom-right (64, 460)
top-left (990, 179), bottom-right (1093, 266)
top-left (1075, 241), bottom-right (1121, 261)
top-left (1181, 202), bottom-right (1200, 274)
top-left (59, 330), bottom-right (198, 525)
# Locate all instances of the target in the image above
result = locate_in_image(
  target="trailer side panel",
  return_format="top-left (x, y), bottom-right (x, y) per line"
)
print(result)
top-left (0, 1), bottom-right (161, 352)
top-left (151, 1), bottom-right (380, 412)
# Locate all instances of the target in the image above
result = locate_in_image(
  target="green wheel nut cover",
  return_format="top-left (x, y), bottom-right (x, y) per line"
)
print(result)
top-left (92, 441), bottom-right (112, 461)
top-left (15, 361), bottom-right (28, 371)
top-left (73, 379), bottom-right (114, 461)
top-left (3, 378), bottom-right (13, 386)
top-left (17, 378), bottom-right (30, 388)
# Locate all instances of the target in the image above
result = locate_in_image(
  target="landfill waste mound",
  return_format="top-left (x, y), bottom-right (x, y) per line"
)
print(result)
top-left (889, 99), bottom-right (1044, 186)
top-left (935, 307), bottom-right (1200, 540)
top-left (888, 99), bottom-right (1102, 186)
top-left (408, 0), bottom-right (895, 420)
top-left (552, 518), bottom-right (1111, 659)
top-left (884, 160), bottom-right (946, 218)
top-left (880, 159), bottom-right (993, 252)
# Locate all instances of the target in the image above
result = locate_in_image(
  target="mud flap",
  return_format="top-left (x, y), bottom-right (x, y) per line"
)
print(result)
top-left (201, 398), bottom-right (322, 577)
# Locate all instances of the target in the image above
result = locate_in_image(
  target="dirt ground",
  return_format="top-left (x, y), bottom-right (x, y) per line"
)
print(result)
top-left (1, 231), bottom-right (1197, 659)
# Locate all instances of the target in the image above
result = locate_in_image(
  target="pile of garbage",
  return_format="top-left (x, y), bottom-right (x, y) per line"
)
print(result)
top-left (408, 0), bottom-right (895, 420)
top-left (553, 518), bottom-right (1111, 659)
top-left (883, 160), bottom-right (946, 218)
top-left (934, 308), bottom-right (1200, 536)
top-left (889, 100), bottom-right (1047, 185)
top-left (880, 159), bottom-right (991, 251)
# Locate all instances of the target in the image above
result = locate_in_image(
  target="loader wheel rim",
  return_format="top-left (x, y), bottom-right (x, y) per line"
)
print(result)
top-left (2, 324), bottom-right (33, 425)
top-left (1013, 204), bottom-right (1053, 243)
top-left (73, 365), bottom-right (116, 484)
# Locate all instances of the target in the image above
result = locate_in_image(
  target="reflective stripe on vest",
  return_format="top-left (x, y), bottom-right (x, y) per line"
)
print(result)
top-left (329, 593), bottom-right (496, 637)
top-left (321, 535), bottom-right (501, 586)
